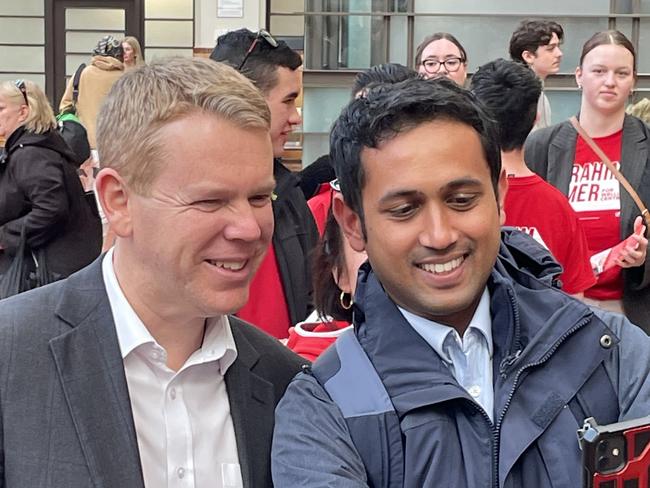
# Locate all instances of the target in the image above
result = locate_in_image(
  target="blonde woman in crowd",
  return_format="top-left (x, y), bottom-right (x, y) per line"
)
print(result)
top-left (122, 36), bottom-right (145, 69)
top-left (0, 80), bottom-right (101, 288)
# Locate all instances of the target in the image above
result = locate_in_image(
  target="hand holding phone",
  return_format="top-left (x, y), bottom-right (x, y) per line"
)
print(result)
top-left (590, 216), bottom-right (647, 275)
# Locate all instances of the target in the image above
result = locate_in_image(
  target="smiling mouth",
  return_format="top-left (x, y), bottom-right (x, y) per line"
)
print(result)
top-left (207, 260), bottom-right (247, 271)
top-left (417, 256), bottom-right (464, 275)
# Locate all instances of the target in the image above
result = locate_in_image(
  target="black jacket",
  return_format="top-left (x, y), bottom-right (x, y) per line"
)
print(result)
top-left (0, 126), bottom-right (101, 279)
top-left (273, 159), bottom-right (319, 325)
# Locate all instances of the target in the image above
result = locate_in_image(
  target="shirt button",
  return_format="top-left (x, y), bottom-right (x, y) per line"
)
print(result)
top-left (468, 385), bottom-right (481, 398)
top-left (177, 467), bottom-right (185, 479)
top-left (170, 388), bottom-right (177, 400)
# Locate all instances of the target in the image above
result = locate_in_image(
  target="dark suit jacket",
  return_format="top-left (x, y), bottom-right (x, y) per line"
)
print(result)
top-left (524, 115), bottom-right (650, 332)
top-left (0, 258), bottom-right (307, 487)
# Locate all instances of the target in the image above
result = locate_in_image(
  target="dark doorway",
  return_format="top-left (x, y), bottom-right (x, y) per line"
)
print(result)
top-left (46, 0), bottom-right (143, 105)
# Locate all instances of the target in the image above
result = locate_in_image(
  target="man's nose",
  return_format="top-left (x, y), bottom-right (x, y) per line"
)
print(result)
top-left (224, 203), bottom-right (265, 242)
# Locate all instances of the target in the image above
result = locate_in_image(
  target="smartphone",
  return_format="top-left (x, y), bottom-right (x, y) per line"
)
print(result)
top-left (578, 416), bottom-right (650, 488)
top-left (591, 220), bottom-right (646, 275)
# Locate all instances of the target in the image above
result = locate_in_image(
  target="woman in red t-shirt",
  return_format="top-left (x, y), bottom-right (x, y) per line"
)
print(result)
top-left (525, 30), bottom-right (650, 331)
top-left (286, 196), bottom-right (367, 361)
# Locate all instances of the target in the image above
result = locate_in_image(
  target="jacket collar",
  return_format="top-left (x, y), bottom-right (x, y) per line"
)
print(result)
top-left (50, 257), bottom-right (145, 487)
top-left (352, 235), bottom-right (605, 417)
top-left (225, 318), bottom-right (278, 488)
top-left (619, 115), bottom-right (648, 234)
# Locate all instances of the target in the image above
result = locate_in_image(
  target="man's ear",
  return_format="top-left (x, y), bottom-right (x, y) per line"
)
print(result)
top-left (332, 193), bottom-right (366, 253)
top-left (498, 169), bottom-right (508, 226)
top-left (94, 168), bottom-right (133, 237)
top-left (521, 49), bottom-right (536, 67)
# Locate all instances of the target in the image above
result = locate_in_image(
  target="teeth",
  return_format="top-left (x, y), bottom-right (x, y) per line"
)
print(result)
top-left (209, 260), bottom-right (246, 271)
top-left (420, 257), bottom-right (463, 274)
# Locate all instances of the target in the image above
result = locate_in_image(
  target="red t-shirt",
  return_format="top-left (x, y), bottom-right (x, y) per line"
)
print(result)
top-left (569, 130), bottom-right (623, 300)
top-left (236, 244), bottom-right (291, 339)
top-left (504, 174), bottom-right (596, 294)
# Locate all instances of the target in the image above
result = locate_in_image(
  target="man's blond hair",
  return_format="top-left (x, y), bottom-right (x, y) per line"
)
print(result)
top-left (96, 57), bottom-right (271, 195)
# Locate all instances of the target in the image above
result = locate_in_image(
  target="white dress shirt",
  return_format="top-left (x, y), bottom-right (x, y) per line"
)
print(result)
top-left (102, 249), bottom-right (242, 487)
top-left (399, 289), bottom-right (494, 421)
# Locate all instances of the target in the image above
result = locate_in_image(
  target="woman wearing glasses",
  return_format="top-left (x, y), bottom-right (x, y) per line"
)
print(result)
top-left (0, 80), bottom-right (101, 292)
top-left (415, 32), bottom-right (468, 86)
top-left (525, 31), bottom-right (650, 332)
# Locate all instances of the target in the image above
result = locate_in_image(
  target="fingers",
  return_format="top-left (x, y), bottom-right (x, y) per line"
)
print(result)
top-left (617, 233), bottom-right (648, 268)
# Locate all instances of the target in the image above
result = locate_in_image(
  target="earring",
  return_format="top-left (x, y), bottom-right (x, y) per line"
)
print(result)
top-left (577, 83), bottom-right (582, 89)
top-left (339, 291), bottom-right (353, 310)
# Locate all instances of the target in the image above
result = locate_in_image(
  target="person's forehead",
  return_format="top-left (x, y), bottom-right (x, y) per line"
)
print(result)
top-left (422, 39), bottom-right (462, 58)
top-left (266, 66), bottom-right (301, 98)
top-left (584, 43), bottom-right (633, 61)
top-left (360, 120), bottom-right (489, 186)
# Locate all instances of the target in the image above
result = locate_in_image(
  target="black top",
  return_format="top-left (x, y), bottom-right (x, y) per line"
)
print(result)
top-left (0, 126), bottom-right (101, 278)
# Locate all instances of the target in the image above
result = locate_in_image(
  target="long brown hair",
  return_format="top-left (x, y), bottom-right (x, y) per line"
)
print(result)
top-left (312, 207), bottom-right (353, 323)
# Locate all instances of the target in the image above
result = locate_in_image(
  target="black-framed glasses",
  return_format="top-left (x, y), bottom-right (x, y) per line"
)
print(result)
top-left (421, 57), bottom-right (465, 75)
top-left (14, 79), bottom-right (28, 106)
top-left (237, 29), bottom-right (278, 71)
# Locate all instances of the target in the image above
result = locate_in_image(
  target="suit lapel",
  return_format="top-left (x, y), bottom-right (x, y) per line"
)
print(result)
top-left (620, 115), bottom-right (648, 235)
top-left (49, 259), bottom-right (145, 488)
top-left (548, 122), bottom-right (578, 194)
top-left (225, 321), bottom-right (276, 488)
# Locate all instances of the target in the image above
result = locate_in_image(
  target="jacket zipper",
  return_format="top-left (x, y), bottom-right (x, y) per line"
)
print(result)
top-left (491, 300), bottom-right (592, 488)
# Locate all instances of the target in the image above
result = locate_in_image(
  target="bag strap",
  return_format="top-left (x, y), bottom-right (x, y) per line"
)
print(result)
top-left (72, 63), bottom-right (86, 106)
top-left (569, 116), bottom-right (650, 228)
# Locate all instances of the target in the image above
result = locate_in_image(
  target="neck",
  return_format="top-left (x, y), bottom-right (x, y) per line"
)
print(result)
top-left (501, 148), bottom-right (534, 177)
top-left (112, 246), bottom-right (207, 371)
top-left (578, 103), bottom-right (626, 137)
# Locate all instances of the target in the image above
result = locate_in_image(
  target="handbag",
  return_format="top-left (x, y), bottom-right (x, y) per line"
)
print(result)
top-left (56, 63), bottom-right (91, 166)
top-left (0, 226), bottom-right (58, 300)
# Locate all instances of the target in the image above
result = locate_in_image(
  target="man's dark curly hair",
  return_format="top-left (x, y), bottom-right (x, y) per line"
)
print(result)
top-left (509, 20), bottom-right (564, 63)
top-left (329, 76), bottom-right (501, 226)
top-left (470, 58), bottom-right (542, 152)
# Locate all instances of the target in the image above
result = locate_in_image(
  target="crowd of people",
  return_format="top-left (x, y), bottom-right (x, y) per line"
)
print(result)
top-left (0, 17), bottom-right (649, 488)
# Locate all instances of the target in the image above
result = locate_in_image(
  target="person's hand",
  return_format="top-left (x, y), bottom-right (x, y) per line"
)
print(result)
top-left (616, 216), bottom-right (648, 268)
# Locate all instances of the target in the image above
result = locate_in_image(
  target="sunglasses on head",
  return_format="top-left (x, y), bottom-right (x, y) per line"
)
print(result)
top-left (14, 79), bottom-right (28, 106)
top-left (237, 29), bottom-right (279, 71)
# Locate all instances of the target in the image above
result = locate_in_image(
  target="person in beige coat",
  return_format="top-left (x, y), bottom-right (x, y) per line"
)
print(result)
top-left (59, 35), bottom-right (125, 150)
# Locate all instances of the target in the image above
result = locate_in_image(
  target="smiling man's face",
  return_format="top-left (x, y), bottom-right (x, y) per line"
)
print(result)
top-left (338, 119), bottom-right (505, 332)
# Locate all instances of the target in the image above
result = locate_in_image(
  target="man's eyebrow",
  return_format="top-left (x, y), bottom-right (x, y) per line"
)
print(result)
top-left (377, 177), bottom-right (485, 204)
top-left (445, 177), bottom-right (484, 191)
top-left (284, 91), bottom-right (299, 100)
top-left (378, 189), bottom-right (421, 205)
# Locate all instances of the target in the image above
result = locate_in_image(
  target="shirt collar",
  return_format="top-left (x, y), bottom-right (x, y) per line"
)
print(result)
top-left (101, 248), bottom-right (237, 375)
top-left (399, 288), bottom-right (493, 362)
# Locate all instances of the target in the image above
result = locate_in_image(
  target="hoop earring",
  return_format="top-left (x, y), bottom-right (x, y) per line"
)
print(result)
top-left (339, 291), bottom-right (353, 310)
